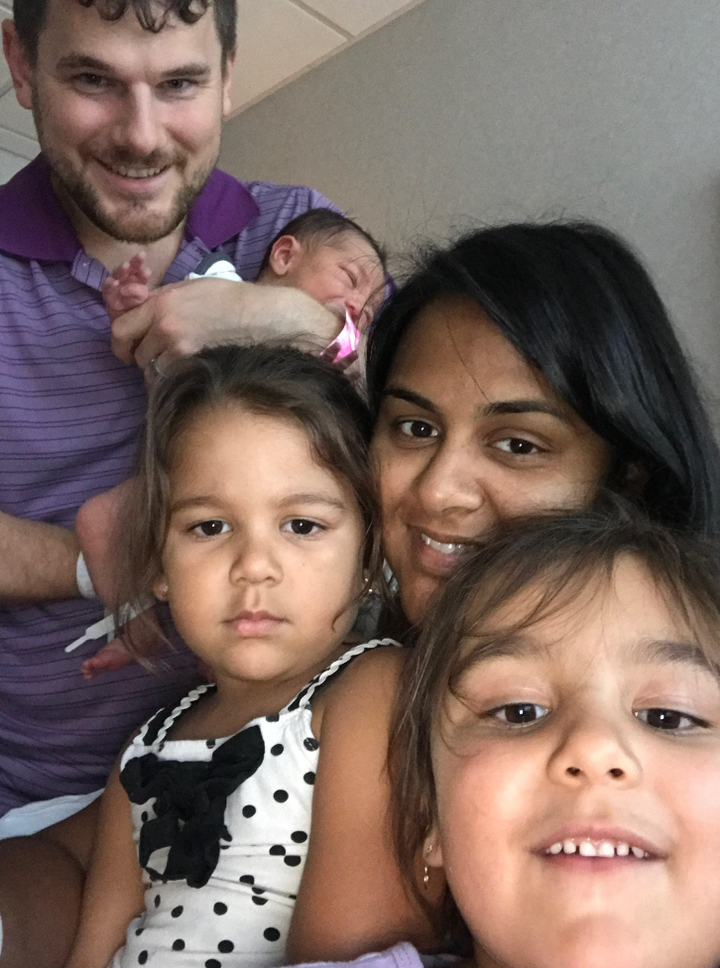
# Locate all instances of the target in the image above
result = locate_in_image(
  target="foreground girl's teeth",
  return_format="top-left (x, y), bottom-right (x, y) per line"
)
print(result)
top-left (420, 533), bottom-right (468, 555)
top-left (548, 838), bottom-right (648, 858)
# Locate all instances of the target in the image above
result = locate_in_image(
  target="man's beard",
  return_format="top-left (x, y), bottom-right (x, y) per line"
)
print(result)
top-left (34, 104), bottom-right (217, 244)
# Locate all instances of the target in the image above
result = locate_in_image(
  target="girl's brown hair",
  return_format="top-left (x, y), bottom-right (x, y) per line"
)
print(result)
top-left (115, 343), bottom-right (381, 655)
top-left (388, 495), bottom-right (720, 937)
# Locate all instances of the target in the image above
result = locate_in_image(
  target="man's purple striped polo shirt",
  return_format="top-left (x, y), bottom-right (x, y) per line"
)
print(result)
top-left (0, 156), bottom-right (339, 816)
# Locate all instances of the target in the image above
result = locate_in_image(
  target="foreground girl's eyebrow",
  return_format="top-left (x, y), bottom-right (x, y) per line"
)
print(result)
top-left (631, 638), bottom-right (717, 674)
top-left (277, 493), bottom-right (348, 511)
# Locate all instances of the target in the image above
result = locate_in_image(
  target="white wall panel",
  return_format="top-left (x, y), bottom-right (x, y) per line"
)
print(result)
top-left (299, 0), bottom-right (425, 36)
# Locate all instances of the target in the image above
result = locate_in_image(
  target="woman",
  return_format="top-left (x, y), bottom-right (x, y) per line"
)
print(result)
top-left (367, 221), bottom-right (720, 625)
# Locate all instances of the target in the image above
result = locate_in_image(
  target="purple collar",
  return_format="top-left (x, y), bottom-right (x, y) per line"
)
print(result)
top-left (0, 155), bottom-right (260, 262)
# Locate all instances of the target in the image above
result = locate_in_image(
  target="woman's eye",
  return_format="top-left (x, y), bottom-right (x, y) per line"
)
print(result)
top-left (490, 703), bottom-right (549, 726)
top-left (636, 708), bottom-right (706, 732)
top-left (494, 437), bottom-right (540, 455)
top-left (190, 519), bottom-right (229, 537)
top-left (397, 419), bottom-right (439, 439)
top-left (283, 518), bottom-right (322, 536)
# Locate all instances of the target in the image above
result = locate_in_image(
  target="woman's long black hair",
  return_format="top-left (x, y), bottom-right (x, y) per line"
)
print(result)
top-left (367, 222), bottom-right (720, 538)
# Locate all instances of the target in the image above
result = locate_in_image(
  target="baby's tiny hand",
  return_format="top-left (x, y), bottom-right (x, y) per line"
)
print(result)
top-left (103, 253), bottom-right (151, 321)
top-left (80, 638), bottom-right (135, 679)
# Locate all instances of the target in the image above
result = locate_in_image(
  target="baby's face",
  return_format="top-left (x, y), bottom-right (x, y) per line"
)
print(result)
top-left (282, 235), bottom-right (385, 331)
top-left (428, 556), bottom-right (720, 968)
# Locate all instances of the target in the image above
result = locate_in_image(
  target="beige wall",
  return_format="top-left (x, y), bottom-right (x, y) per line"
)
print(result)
top-left (220, 0), bottom-right (720, 396)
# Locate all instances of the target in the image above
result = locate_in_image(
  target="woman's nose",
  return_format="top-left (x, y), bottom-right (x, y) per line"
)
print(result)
top-left (414, 439), bottom-right (487, 519)
top-left (548, 712), bottom-right (642, 789)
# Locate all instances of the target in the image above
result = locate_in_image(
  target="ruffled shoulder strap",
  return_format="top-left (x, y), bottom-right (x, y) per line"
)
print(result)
top-left (138, 682), bottom-right (216, 747)
top-left (284, 638), bottom-right (402, 712)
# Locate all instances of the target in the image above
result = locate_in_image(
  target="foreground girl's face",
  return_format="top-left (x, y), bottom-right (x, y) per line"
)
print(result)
top-left (371, 296), bottom-right (612, 623)
top-left (428, 557), bottom-right (720, 968)
top-left (157, 405), bottom-right (365, 689)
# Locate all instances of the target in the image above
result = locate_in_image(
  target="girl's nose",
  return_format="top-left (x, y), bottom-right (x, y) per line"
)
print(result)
top-left (228, 535), bottom-right (281, 585)
top-left (548, 713), bottom-right (642, 789)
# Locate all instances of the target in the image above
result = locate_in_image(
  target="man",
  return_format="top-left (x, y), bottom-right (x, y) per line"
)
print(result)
top-left (0, 1), bottom-right (353, 963)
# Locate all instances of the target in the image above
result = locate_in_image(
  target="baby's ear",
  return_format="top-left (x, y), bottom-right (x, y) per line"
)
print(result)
top-left (266, 235), bottom-right (304, 277)
top-left (423, 827), bottom-right (443, 869)
top-left (153, 575), bottom-right (169, 601)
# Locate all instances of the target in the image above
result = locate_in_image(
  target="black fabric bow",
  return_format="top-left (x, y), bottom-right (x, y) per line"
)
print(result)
top-left (121, 725), bottom-right (265, 888)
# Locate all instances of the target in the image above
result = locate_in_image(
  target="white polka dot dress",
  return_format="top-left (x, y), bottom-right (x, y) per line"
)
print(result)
top-left (111, 639), bottom-right (400, 968)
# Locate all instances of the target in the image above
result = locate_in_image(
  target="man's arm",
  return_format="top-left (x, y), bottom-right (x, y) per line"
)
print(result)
top-left (111, 279), bottom-right (343, 377)
top-left (0, 509), bottom-right (80, 602)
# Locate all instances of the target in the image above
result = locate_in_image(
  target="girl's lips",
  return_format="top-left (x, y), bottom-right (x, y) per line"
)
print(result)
top-left (536, 825), bottom-right (665, 861)
top-left (228, 611), bottom-right (284, 637)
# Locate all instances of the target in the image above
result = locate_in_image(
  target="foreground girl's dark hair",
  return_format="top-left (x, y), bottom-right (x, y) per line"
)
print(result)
top-left (367, 222), bottom-right (720, 538)
top-left (388, 496), bottom-right (720, 935)
top-left (116, 343), bottom-right (380, 654)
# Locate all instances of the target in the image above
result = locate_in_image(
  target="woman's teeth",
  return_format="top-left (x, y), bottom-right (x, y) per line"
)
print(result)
top-left (546, 839), bottom-right (648, 859)
top-left (420, 533), bottom-right (470, 555)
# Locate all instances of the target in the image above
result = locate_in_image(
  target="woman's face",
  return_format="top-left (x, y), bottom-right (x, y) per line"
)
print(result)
top-left (427, 558), bottom-right (720, 968)
top-left (372, 296), bottom-right (613, 623)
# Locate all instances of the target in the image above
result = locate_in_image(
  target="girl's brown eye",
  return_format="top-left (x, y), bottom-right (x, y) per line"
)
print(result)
top-left (491, 703), bottom-right (548, 725)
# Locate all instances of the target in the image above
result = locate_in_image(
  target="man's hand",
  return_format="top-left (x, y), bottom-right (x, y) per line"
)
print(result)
top-left (110, 278), bottom-right (344, 379)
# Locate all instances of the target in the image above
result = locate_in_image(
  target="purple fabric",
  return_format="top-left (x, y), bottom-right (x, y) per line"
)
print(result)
top-left (285, 944), bottom-right (435, 968)
top-left (0, 156), bottom-right (341, 816)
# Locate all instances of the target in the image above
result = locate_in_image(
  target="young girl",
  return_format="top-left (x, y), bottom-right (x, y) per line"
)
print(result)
top-left (289, 500), bottom-right (720, 968)
top-left (67, 344), bottom-right (431, 968)
top-left (383, 500), bottom-right (720, 968)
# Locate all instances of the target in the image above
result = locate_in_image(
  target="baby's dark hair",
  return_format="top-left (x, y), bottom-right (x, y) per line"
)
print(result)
top-left (388, 495), bottom-right (720, 940)
top-left (116, 343), bottom-right (380, 654)
top-left (257, 208), bottom-right (387, 277)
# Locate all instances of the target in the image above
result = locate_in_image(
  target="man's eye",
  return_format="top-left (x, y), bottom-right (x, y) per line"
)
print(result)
top-left (489, 703), bottom-right (549, 726)
top-left (74, 73), bottom-right (109, 89)
top-left (190, 519), bottom-right (229, 537)
top-left (282, 519), bottom-right (322, 536)
top-left (494, 437), bottom-right (540, 455)
top-left (397, 419), bottom-right (439, 439)
top-left (161, 78), bottom-right (196, 94)
top-left (636, 708), bottom-right (706, 731)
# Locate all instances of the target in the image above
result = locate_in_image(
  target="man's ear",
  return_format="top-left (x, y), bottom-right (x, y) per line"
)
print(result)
top-left (423, 826), bottom-right (443, 869)
top-left (267, 235), bottom-right (304, 278)
top-left (221, 47), bottom-right (236, 119)
top-left (2, 20), bottom-right (34, 111)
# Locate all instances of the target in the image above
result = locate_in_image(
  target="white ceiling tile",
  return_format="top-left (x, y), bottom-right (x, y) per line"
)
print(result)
top-left (298, 0), bottom-right (424, 37)
top-left (0, 58), bottom-right (10, 94)
top-left (0, 124), bottom-right (38, 160)
top-left (0, 3), bottom-right (13, 16)
top-left (230, 0), bottom-right (345, 112)
top-left (0, 89), bottom-right (36, 139)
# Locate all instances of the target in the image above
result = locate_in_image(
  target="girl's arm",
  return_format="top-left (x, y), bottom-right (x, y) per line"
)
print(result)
top-left (287, 647), bottom-right (439, 963)
top-left (66, 761), bottom-right (145, 968)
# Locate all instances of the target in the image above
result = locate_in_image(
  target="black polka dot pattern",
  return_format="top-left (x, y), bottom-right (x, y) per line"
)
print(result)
top-left (265, 713), bottom-right (280, 722)
top-left (171, 906), bottom-right (184, 918)
top-left (252, 887), bottom-right (265, 895)
top-left (269, 844), bottom-right (285, 856)
top-left (135, 928), bottom-right (144, 936)
top-left (141, 811), bottom-right (149, 822)
top-left (264, 928), bottom-right (281, 942)
top-left (138, 953), bottom-right (148, 965)
top-left (271, 744), bottom-right (284, 755)
top-left (291, 831), bottom-right (308, 843)
top-left (239, 874), bottom-right (254, 884)
top-left (206, 738), bottom-right (216, 748)
top-left (214, 902), bottom-right (228, 915)
top-left (218, 940), bottom-right (234, 953)
top-left (273, 789), bottom-right (289, 803)
top-left (205, 961), bottom-right (221, 968)
top-left (284, 855), bottom-right (302, 867)
top-left (252, 896), bottom-right (268, 906)
top-left (303, 737), bottom-right (319, 751)
top-left (153, 894), bottom-right (161, 908)
top-left (242, 805), bottom-right (256, 818)
top-left (303, 771), bottom-right (316, 785)
top-left (172, 939), bottom-right (185, 951)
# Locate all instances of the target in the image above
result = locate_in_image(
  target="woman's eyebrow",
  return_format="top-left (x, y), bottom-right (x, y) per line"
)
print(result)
top-left (484, 399), bottom-right (570, 423)
top-left (382, 386), bottom-right (439, 414)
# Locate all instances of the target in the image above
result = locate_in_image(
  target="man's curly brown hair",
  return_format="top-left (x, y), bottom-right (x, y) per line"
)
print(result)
top-left (13, 0), bottom-right (236, 68)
